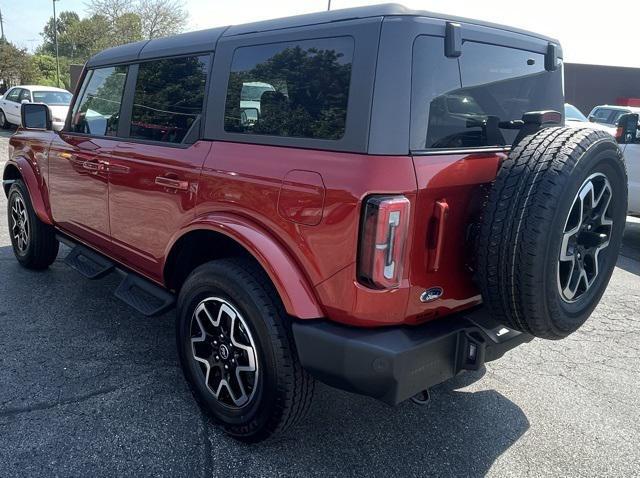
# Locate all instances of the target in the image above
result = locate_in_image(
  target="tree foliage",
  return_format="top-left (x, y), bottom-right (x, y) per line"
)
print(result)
top-left (0, 40), bottom-right (37, 89)
top-left (21, 0), bottom-right (187, 90)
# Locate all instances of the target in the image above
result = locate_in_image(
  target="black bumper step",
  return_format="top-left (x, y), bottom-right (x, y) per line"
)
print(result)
top-left (292, 308), bottom-right (533, 406)
top-left (114, 274), bottom-right (175, 317)
top-left (64, 245), bottom-right (114, 279)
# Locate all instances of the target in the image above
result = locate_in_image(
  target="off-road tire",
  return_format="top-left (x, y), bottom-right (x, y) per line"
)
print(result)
top-left (476, 127), bottom-right (627, 339)
top-left (176, 258), bottom-right (315, 442)
top-left (7, 180), bottom-right (59, 269)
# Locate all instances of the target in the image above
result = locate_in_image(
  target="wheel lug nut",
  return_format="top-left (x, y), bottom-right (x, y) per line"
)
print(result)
top-left (215, 355), bottom-right (219, 360)
top-left (224, 364), bottom-right (229, 369)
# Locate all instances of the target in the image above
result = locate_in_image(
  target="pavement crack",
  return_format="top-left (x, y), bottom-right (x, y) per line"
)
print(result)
top-left (0, 385), bottom-right (121, 418)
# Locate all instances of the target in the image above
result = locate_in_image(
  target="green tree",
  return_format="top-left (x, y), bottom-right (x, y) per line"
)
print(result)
top-left (136, 0), bottom-right (188, 39)
top-left (0, 40), bottom-right (36, 87)
top-left (42, 11), bottom-right (81, 57)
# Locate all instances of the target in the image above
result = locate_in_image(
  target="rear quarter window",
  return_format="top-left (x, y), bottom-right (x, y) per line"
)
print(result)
top-left (411, 36), bottom-right (564, 151)
top-left (224, 36), bottom-right (354, 140)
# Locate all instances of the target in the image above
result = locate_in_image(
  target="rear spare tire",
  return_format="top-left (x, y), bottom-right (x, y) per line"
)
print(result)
top-left (476, 127), bottom-right (627, 339)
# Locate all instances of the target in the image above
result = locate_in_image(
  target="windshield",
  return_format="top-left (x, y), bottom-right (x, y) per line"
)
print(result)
top-left (32, 90), bottom-right (72, 106)
top-left (564, 104), bottom-right (587, 122)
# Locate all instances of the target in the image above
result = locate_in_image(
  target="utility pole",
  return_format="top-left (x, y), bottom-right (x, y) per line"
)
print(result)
top-left (52, 0), bottom-right (61, 87)
top-left (0, 8), bottom-right (5, 41)
top-left (327, 0), bottom-right (331, 11)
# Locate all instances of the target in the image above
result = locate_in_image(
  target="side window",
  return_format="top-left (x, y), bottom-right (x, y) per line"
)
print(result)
top-left (609, 110), bottom-right (629, 126)
top-left (411, 37), bottom-right (563, 150)
top-left (6, 88), bottom-right (20, 102)
top-left (224, 36), bottom-right (354, 140)
top-left (591, 108), bottom-right (612, 124)
top-left (130, 55), bottom-right (210, 144)
top-left (70, 66), bottom-right (128, 136)
top-left (18, 89), bottom-right (32, 102)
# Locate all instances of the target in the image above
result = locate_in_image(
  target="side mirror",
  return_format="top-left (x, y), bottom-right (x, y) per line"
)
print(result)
top-left (21, 103), bottom-right (52, 131)
top-left (616, 113), bottom-right (639, 144)
top-left (588, 116), bottom-right (596, 123)
top-left (20, 99), bottom-right (30, 105)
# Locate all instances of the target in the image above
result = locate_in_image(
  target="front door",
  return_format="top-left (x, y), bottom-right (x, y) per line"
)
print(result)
top-left (2, 88), bottom-right (23, 125)
top-left (48, 65), bottom-right (128, 250)
top-left (106, 55), bottom-right (212, 279)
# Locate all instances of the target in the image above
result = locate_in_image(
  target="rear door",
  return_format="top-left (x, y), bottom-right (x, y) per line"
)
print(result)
top-left (107, 55), bottom-right (212, 278)
top-left (48, 66), bottom-right (128, 251)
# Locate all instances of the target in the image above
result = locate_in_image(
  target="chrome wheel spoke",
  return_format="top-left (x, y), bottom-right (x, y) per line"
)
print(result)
top-left (558, 173), bottom-right (613, 303)
top-left (189, 297), bottom-right (259, 409)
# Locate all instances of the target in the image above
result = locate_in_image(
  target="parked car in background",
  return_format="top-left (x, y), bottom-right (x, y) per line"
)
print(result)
top-left (616, 114), bottom-right (640, 215)
top-left (588, 104), bottom-right (640, 133)
top-left (0, 85), bottom-right (72, 130)
top-left (565, 103), bottom-right (613, 133)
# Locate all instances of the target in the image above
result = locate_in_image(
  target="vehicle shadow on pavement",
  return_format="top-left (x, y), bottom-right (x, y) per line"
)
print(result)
top-left (0, 246), bottom-right (528, 477)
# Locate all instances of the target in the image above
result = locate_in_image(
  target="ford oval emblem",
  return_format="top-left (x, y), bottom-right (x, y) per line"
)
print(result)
top-left (420, 287), bottom-right (443, 303)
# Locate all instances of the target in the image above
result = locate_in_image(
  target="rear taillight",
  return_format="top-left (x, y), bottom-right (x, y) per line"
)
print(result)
top-left (357, 195), bottom-right (411, 289)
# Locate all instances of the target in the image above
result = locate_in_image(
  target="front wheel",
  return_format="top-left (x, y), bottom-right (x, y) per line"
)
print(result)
top-left (176, 258), bottom-right (314, 442)
top-left (7, 180), bottom-right (59, 269)
top-left (0, 110), bottom-right (9, 129)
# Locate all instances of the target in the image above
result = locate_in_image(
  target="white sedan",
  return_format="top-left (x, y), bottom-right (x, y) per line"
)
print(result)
top-left (0, 85), bottom-right (72, 131)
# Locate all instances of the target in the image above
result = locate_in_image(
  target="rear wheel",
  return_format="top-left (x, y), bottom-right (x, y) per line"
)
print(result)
top-left (7, 180), bottom-right (59, 269)
top-left (476, 127), bottom-right (627, 339)
top-left (176, 258), bottom-right (314, 442)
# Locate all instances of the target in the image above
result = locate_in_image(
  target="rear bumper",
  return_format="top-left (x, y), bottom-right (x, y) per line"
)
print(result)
top-left (292, 307), bottom-right (532, 405)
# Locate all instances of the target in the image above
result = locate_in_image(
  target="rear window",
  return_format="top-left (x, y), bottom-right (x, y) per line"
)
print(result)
top-left (411, 36), bottom-right (564, 151)
top-left (130, 55), bottom-right (210, 144)
top-left (224, 36), bottom-right (354, 140)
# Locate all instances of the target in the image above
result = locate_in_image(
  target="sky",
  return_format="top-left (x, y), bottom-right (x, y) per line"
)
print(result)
top-left (1, 0), bottom-right (638, 68)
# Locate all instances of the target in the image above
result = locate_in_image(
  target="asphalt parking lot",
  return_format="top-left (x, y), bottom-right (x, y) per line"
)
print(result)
top-left (1, 129), bottom-right (639, 477)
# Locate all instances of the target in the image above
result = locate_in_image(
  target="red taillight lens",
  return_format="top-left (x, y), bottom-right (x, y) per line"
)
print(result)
top-left (358, 195), bottom-right (411, 289)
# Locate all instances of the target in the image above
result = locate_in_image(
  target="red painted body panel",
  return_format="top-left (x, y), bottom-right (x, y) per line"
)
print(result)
top-left (6, 130), bottom-right (504, 327)
top-left (47, 133), bottom-right (116, 252)
top-left (7, 130), bottom-right (55, 225)
top-left (168, 214), bottom-right (324, 319)
top-left (107, 141), bottom-right (212, 278)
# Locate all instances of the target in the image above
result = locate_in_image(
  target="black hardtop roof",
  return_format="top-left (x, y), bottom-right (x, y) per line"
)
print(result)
top-left (86, 3), bottom-right (558, 68)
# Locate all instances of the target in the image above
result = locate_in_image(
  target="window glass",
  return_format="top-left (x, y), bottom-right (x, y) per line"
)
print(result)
top-left (70, 66), bottom-right (128, 136)
top-left (224, 37), bottom-right (354, 140)
top-left (591, 108), bottom-right (613, 123)
top-left (6, 89), bottom-right (20, 102)
top-left (32, 91), bottom-right (72, 106)
top-left (18, 89), bottom-right (31, 102)
top-left (130, 55), bottom-right (210, 144)
top-left (564, 104), bottom-right (587, 122)
top-left (411, 37), bottom-right (564, 150)
top-left (609, 109), bottom-right (629, 126)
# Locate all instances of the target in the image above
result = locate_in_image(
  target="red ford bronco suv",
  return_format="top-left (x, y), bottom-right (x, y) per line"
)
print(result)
top-left (3, 4), bottom-right (628, 441)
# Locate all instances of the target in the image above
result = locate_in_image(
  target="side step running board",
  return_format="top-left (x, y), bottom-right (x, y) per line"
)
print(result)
top-left (115, 274), bottom-right (175, 317)
top-left (58, 235), bottom-right (175, 317)
top-left (64, 244), bottom-right (114, 279)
